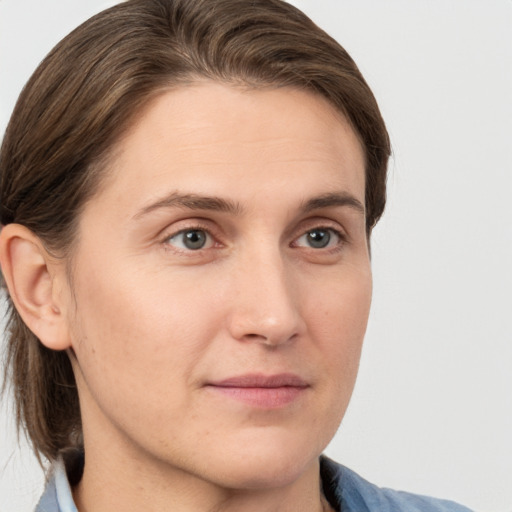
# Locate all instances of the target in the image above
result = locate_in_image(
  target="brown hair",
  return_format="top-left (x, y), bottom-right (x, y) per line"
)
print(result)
top-left (0, 0), bottom-right (390, 462)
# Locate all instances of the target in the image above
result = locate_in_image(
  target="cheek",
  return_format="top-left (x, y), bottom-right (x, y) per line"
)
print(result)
top-left (293, 267), bottom-right (371, 449)
top-left (67, 260), bottom-right (220, 409)
top-left (309, 267), bottom-right (372, 384)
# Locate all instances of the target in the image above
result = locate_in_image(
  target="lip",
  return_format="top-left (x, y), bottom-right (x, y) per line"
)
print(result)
top-left (205, 373), bottom-right (309, 408)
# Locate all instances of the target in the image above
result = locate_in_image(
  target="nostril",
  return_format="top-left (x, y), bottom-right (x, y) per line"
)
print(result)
top-left (242, 333), bottom-right (268, 341)
top-left (239, 330), bottom-right (299, 347)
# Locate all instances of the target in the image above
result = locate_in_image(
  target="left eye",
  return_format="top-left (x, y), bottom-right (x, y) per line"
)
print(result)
top-left (294, 228), bottom-right (341, 249)
top-left (166, 229), bottom-right (213, 250)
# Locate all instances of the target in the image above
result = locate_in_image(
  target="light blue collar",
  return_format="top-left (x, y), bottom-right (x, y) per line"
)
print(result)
top-left (35, 458), bottom-right (77, 512)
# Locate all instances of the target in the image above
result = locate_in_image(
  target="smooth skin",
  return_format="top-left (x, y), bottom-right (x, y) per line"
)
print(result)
top-left (0, 83), bottom-right (371, 512)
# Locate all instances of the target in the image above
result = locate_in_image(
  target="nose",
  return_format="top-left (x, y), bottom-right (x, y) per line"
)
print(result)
top-left (226, 247), bottom-right (305, 347)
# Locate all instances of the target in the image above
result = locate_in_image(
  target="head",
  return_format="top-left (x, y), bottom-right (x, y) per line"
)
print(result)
top-left (0, 0), bottom-right (389, 481)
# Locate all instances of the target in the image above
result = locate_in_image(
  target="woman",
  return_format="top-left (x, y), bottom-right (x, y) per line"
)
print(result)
top-left (0, 1), bottom-right (473, 511)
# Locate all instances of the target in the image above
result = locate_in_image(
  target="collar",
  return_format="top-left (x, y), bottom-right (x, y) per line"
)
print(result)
top-left (35, 457), bottom-right (78, 512)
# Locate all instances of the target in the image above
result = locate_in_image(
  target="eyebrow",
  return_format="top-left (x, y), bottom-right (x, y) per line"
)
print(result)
top-left (134, 193), bottom-right (243, 219)
top-left (300, 192), bottom-right (365, 216)
top-left (133, 190), bottom-right (364, 219)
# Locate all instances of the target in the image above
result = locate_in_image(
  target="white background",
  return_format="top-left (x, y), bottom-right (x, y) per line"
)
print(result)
top-left (0, 1), bottom-right (511, 511)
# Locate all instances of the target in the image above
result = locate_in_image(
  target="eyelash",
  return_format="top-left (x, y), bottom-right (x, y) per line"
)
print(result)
top-left (160, 224), bottom-right (346, 254)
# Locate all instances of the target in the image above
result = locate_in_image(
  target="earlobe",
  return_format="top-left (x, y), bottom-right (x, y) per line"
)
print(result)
top-left (0, 224), bottom-right (71, 351)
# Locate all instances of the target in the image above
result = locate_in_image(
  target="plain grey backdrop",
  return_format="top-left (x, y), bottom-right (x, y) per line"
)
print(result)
top-left (1, 1), bottom-right (511, 511)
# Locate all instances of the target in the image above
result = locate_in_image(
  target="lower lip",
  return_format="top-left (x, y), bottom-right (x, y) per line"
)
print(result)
top-left (207, 386), bottom-right (307, 408)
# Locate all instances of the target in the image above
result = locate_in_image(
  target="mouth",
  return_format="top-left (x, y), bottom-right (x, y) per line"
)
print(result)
top-left (205, 373), bottom-right (309, 408)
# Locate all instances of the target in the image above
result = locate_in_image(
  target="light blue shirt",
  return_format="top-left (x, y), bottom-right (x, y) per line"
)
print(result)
top-left (35, 455), bottom-right (474, 512)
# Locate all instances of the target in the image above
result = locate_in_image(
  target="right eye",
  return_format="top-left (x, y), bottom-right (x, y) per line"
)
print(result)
top-left (165, 229), bottom-right (214, 251)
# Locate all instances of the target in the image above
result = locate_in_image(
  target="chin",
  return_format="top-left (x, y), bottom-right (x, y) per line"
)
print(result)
top-left (194, 431), bottom-right (325, 491)
top-left (212, 457), bottom-right (315, 491)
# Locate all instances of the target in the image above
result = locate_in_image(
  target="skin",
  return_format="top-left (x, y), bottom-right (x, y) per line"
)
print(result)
top-left (2, 83), bottom-right (372, 512)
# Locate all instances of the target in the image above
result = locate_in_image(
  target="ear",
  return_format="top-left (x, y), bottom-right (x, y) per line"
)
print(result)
top-left (0, 223), bottom-right (71, 350)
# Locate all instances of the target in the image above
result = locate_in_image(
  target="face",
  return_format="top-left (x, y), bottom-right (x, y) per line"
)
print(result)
top-left (63, 83), bottom-right (371, 490)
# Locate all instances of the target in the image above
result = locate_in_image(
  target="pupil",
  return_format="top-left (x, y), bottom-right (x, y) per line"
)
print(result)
top-left (307, 229), bottom-right (330, 248)
top-left (184, 230), bottom-right (206, 250)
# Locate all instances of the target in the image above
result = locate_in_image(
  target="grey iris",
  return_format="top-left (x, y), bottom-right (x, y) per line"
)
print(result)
top-left (307, 229), bottom-right (330, 248)
top-left (184, 230), bottom-right (207, 250)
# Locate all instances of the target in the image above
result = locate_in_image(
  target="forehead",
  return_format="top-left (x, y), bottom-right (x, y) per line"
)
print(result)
top-left (87, 82), bottom-right (366, 216)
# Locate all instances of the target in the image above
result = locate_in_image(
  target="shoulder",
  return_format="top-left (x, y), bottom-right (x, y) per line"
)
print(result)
top-left (320, 456), bottom-right (474, 512)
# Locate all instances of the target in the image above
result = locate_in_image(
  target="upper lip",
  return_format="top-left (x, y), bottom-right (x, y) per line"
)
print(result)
top-left (208, 373), bottom-right (309, 388)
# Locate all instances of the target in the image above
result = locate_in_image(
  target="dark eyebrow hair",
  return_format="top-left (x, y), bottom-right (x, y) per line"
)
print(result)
top-left (301, 192), bottom-right (365, 216)
top-left (133, 192), bottom-right (243, 219)
top-left (133, 190), bottom-right (364, 220)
